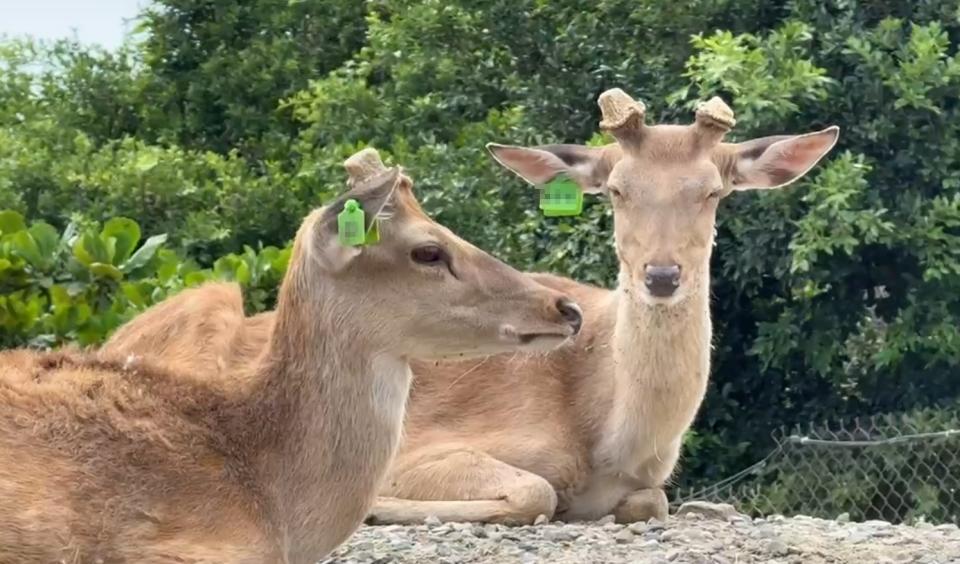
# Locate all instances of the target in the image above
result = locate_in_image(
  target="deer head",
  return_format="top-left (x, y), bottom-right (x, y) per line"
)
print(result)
top-left (487, 89), bottom-right (839, 307)
top-left (294, 148), bottom-right (582, 358)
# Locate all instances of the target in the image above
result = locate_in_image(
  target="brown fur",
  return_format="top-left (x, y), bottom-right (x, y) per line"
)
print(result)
top-left (102, 92), bottom-right (839, 526)
top-left (1, 152), bottom-right (580, 563)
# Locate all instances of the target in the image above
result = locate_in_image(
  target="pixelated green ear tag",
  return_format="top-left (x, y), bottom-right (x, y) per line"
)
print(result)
top-left (539, 174), bottom-right (583, 217)
top-left (338, 199), bottom-right (366, 246)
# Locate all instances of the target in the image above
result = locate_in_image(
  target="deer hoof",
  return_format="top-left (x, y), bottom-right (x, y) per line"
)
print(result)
top-left (613, 488), bottom-right (669, 523)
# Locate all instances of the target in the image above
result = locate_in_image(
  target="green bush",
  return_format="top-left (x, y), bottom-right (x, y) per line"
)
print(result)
top-left (0, 210), bottom-right (288, 348)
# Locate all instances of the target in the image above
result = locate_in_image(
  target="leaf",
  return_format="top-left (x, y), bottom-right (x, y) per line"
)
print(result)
top-left (89, 263), bottom-right (124, 281)
top-left (73, 232), bottom-right (111, 266)
top-left (235, 260), bottom-right (251, 285)
top-left (121, 282), bottom-right (147, 308)
top-left (0, 210), bottom-right (26, 235)
top-left (213, 255), bottom-right (241, 279)
top-left (9, 231), bottom-right (43, 268)
top-left (101, 218), bottom-right (141, 265)
top-left (26, 222), bottom-right (60, 271)
top-left (49, 285), bottom-right (72, 311)
top-left (121, 234), bottom-right (168, 274)
top-left (134, 152), bottom-right (160, 173)
top-left (184, 271), bottom-right (209, 287)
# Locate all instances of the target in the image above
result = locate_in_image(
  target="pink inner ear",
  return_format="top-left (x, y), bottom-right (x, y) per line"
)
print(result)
top-left (746, 130), bottom-right (837, 188)
top-left (492, 146), bottom-right (567, 186)
top-left (776, 134), bottom-right (834, 174)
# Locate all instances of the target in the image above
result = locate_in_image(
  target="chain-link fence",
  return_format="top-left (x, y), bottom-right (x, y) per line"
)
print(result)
top-left (673, 410), bottom-right (960, 524)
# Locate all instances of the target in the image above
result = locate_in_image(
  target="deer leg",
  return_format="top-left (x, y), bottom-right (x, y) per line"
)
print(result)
top-left (613, 440), bottom-right (680, 523)
top-left (369, 447), bottom-right (557, 525)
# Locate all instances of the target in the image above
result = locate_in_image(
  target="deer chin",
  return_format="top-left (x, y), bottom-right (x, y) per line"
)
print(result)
top-left (636, 289), bottom-right (687, 308)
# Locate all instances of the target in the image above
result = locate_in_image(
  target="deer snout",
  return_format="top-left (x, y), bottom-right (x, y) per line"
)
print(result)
top-left (644, 264), bottom-right (681, 298)
top-left (555, 297), bottom-right (583, 335)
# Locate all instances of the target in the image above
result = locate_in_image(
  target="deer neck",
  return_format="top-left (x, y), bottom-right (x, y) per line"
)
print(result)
top-left (594, 260), bottom-right (712, 473)
top-left (245, 265), bottom-right (411, 559)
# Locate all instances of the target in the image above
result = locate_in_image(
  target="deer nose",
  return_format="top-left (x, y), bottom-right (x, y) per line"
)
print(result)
top-left (555, 297), bottom-right (583, 335)
top-left (644, 265), bottom-right (681, 298)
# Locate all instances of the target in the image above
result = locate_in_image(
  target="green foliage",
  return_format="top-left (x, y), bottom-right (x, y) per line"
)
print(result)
top-left (0, 211), bottom-right (288, 348)
top-left (1, 0), bottom-right (959, 512)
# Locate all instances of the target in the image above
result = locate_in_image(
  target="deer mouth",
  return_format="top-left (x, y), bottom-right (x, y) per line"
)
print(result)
top-left (499, 325), bottom-right (573, 349)
top-left (517, 332), bottom-right (568, 345)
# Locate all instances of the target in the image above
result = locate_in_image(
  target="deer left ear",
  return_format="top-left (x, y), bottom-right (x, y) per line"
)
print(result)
top-left (728, 126), bottom-right (840, 191)
top-left (486, 143), bottom-right (617, 194)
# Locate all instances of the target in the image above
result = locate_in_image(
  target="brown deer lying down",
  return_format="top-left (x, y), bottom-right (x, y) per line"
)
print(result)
top-left (104, 90), bottom-right (839, 526)
top-left (0, 149), bottom-right (582, 563)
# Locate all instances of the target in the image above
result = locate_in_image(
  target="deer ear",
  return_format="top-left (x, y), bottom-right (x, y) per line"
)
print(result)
top-left (729, 126), bottom-right (840, 191)
top-left (486, 143), bottom-right (616, 194)
top-left (313, 167), bottom-right (402, 273)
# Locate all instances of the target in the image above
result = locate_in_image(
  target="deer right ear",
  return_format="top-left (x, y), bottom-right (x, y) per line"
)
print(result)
top-left (313, 167), bottom-right (402, 274)
top-left (486, 143), bottom-right (615, 194)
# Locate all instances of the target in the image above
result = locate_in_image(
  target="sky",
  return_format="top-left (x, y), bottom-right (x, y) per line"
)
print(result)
top-left (0, 0), bottom-right (150, 50)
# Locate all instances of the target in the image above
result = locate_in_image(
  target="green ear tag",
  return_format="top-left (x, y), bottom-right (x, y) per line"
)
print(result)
top-left (540, 174), bottom-right (583, 217)
top-left (338, 199), bottom-right (366, 246)
top-left (364, 218), bottom-right (380, 245)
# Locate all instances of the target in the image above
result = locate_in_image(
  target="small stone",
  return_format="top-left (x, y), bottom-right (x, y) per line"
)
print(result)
top-left (756, 526), bottom-right (779, 540)
top-left (661, 529), bottom-right (684, 542)
top-left (602, 521), bottom-right (622, 532)
top-left (646, 518), bottom-right (666, 531)
top-left (935, 523), bottom-right (959, 533)
top-left (827, 530), bottom-right (850, 541)
top-left (765, 539), bottom-right (790, 556)
top-left (614, 529), bottom-right (635, 544)
top-left (705, 539), bottom-right (725, 552)
top-left (628, 522), bottom-right (649, 534)
top-left (518, 542), bottom-right (538, 551)
top-left (836, 512), bottom-right (851, 523)
top-left (640, 539), bottom-right (660, 549)
top-left (848, 531), bottom-right (871, 544)
top-left (533, 514), bottom-right (550, 526)
top-left (915, 520), bottom-right (934, 530)
top-left (598, 514), bottom-right (616, 525)
top-left (665, 549), bottom-right (683, 561)
top-left (424, 515), bottom-right (442, 527)
top-left (676, 501), bottom-right (744, 521)
top-left (543, 529), bottom-right (577, 542)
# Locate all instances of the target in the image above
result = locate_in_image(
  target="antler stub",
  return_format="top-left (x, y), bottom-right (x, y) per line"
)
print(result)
top-left (343, 148), bottom-right (388, 188)
top-left (598, 88), bottom-right (647, 140)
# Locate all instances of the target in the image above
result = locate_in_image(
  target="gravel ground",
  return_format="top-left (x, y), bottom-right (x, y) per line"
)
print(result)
top-left (322, 503), bottom-right (960, 564)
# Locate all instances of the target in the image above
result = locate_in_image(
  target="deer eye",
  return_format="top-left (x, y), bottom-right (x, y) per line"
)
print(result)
top-left (411, 245), bottom-right (447, 266)
top-left (706, 189), bottom-right (723, 200)
top-left (608, 187), bottom-right (623, 199)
